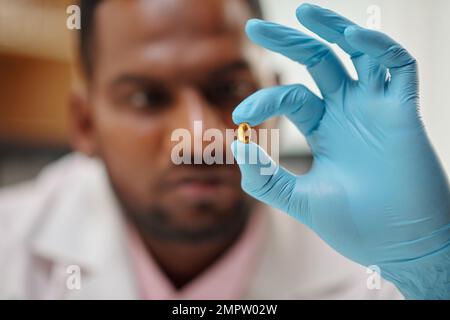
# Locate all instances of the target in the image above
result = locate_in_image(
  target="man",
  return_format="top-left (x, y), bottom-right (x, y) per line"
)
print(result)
top-left (0, 0), bottom-right (449, 299)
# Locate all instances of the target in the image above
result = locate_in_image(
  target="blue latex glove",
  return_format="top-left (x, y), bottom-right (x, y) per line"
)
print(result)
top-left (232, 3), bottom-right (450, 299)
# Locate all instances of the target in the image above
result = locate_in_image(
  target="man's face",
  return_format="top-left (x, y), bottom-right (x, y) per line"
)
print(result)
top-left (81, 0), bottom-right (260, 241)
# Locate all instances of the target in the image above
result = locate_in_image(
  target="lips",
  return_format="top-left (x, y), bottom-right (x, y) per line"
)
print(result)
top-left (175, 180), bottom-right (223, 199)
top-left (162, 167), bottom-right (238, 199)
top-left (177, 175), bottom-right (223, 186)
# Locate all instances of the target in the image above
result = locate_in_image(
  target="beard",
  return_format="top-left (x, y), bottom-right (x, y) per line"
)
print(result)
top-left (125, 199), bottom-right (253, 243)
top-left (102, 158), bottom-right (254, 244)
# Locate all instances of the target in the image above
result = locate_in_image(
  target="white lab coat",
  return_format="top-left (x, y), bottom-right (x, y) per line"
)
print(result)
top-left (0, 153), bottom-right (402, 299)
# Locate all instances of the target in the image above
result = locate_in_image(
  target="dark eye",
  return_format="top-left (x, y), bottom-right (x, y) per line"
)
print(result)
top-left (205, 79), bottom-right (257, 107)
top-left (127, 87), bottom-right (172, 111)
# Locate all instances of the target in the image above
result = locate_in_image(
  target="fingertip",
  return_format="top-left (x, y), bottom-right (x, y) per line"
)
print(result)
top-left (245, 18), bottom-right (265, 39)
top-left (245, 19), bottom-right (287, 46)
top-left (231, 107), bottom-right (248, 126)
top-left (246, 18), bottom-right (263, 29)
top-left (296, 3), bottom-right (316, 21)
top-left (232, 99), bottom-right (258, 127)
top-left (231, 112), bottom-right (240, 125)
top-left (231, 104), bottom-right (248, 126)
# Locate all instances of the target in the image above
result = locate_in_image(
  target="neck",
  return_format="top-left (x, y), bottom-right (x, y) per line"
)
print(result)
top-left (138, 216), bottom-right (249, 289)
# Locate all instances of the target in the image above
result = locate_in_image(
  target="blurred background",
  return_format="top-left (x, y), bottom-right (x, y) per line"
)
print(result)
top-left (0, 0), bottom-right (449, 187)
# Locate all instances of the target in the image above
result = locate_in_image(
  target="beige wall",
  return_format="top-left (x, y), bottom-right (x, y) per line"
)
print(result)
top-left (0, 53), bottom-right (71, 146)
top-left (0, 0), bottom-right (75, 147)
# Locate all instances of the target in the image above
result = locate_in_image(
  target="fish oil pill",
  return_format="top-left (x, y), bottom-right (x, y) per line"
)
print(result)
top-left (237, 123), bottom-right (251, 144)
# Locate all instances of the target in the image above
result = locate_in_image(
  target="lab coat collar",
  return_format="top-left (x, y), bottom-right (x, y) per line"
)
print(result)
top-left (29, 157), bottom-right (117, 271)
top-left (28, 155), bottom-right (138, 298)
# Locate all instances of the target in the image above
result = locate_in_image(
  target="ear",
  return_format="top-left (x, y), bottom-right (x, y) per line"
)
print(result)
top-left (68, 87), bottom-right (98, 157)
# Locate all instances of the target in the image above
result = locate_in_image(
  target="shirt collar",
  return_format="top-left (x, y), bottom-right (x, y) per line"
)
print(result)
top-left (127, 205), bottom-right (268, 300)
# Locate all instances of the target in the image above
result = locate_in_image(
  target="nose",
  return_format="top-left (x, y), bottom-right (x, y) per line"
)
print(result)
top-left (165, 86), bottom-right (231, 164)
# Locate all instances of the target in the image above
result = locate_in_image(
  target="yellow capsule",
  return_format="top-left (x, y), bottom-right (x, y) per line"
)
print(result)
top-left (237, 122), bottom-right (251, 144)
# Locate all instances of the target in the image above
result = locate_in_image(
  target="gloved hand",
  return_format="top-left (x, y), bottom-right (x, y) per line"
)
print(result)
top-left (231, 3), bottom-right (450, 299)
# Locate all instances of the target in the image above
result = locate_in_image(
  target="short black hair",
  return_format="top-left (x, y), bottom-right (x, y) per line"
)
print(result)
top-left (79, 0), bottom-right (263, 78)
top-left (79, 0), bottom-right (102, 78)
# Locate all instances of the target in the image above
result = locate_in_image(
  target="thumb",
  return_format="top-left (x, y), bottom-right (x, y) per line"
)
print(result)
top-left (231, 140), bottom-right (300, 217)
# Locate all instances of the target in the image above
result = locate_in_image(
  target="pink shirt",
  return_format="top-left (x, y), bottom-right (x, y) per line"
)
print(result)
top-left (127, 212), bottom-right (266, 300)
